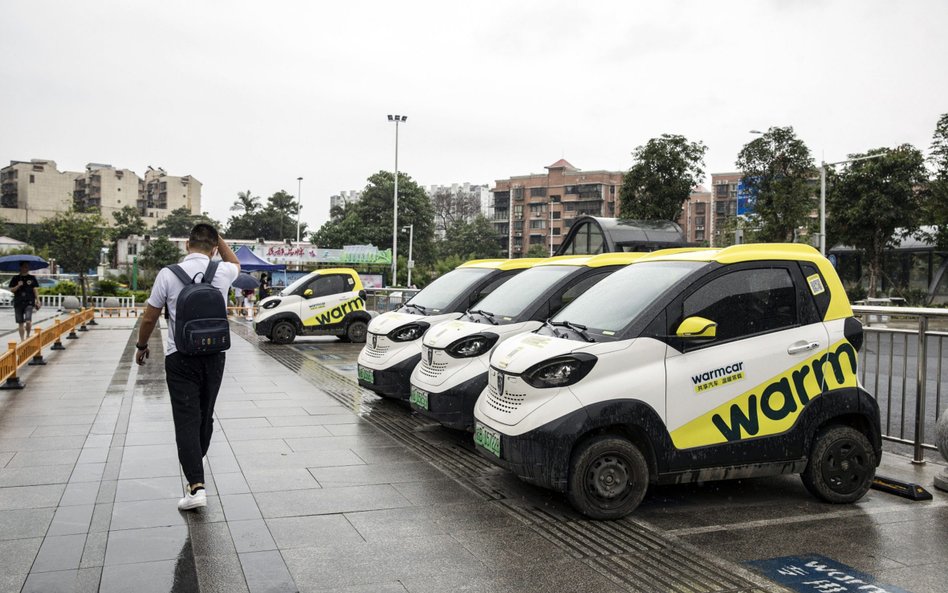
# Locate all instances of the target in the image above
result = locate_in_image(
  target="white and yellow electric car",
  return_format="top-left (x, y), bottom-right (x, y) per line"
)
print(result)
top-left (254, 268), bottom-right (370, 344)
top-left (357, 259), bottom-right (542, 400)
top-left (409, 253), bottom-right (650, 430)
top-left (473, 244), bottom-right (880, 519)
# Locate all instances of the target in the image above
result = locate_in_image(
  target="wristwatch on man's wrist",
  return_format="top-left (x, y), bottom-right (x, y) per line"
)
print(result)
top-left (136, 343), bottom-right (149, 351)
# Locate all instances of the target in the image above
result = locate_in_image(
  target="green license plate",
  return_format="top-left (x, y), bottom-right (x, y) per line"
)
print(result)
top-left (474, 423), bottom-right (501, 458)
top-left (409, 387), bottom-right (428, 410)
top-left (357, 366), bottom-right (374, 384)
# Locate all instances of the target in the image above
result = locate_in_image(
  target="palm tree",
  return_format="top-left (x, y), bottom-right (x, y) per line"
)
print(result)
top-left (231, 190), bottom-right (261, 215)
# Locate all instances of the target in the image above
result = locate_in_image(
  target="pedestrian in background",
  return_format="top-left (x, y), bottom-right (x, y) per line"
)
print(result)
top-left (9, 261), bottom-right (40, 341)
top-left (134, 224), bottom-right (240, 511)
top-left (258, 272), bottom-right (270, 301)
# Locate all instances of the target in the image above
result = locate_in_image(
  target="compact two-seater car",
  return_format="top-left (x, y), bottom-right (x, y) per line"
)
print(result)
top-left (473, 244), bottom-right (880, 519)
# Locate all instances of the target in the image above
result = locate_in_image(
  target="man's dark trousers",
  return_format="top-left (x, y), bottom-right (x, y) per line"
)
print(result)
top-left (164, 352), bottom-right (226, 485)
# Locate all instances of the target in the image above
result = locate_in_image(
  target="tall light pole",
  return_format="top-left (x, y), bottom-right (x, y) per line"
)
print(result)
top-left (403, 224), bottom-right (414, 288)
top-left (388, 114), bottom-right (407, 285)
top-left (296, 176), bottom-right (303, 243)
top-left (819, 152), bottom-right (885, 255)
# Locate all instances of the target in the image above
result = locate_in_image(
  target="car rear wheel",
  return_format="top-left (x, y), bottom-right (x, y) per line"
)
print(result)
top-left (269, 320), bottom-right (296, 345)
top-left (801, 425), bottom-right (876, 503)
top-left (567, 435), bottom-right (649, 520)
top-left (345, 320), bottom-right (368, 343)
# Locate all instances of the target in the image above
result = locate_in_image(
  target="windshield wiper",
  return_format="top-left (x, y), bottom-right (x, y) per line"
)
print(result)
top-left (404, 302), bottom-right (427, 315)
top-left (542, 318), bottom-right (564, 339)
top-left (551, 320), bottom-right (595, 343)
top-left (467, 309), bottom-right (498, 325)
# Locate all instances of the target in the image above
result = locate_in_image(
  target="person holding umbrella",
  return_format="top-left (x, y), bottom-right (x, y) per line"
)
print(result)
top-left (9, 261), bottom-right (41, 340)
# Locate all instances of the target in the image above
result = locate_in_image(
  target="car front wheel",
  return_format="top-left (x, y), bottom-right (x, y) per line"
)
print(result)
top-left (269, 320), bottom-right (296, 345)
top-left (801, 425), bottom-right (876, 504)
top-left (567, 435), bottom-right (649, 520)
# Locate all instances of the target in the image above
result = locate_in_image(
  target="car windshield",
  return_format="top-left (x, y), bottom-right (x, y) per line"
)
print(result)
top-left (279, 274), bottom-right (312, 296)
top-left (471, 265), bottom-right (577, 320)
top-left (551, 261), bottom-right (703, 334)
top-left (407, 267), bottom-right (494, 313)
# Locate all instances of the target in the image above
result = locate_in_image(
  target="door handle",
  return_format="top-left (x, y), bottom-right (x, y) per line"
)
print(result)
top-left (787, 341), bottom-right (820, 355)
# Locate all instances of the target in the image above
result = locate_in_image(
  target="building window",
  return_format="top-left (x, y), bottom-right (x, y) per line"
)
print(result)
top-left (695, 203), bottom-right (706, 215)
top-left (552, 211), bottom-right (561, 219)
top-left (550, 194), bottom-right (561, 203)
top-left (695, 216), bottom-right (705, 229)
top-left (529, 203), bottom-right (547, 216)
top-left (715, 184), bottom-right (729, 197)
top-left (530, 187), bottom-right (547, 197)
top-left (695, 230), bottom-right (705, 241)
top-left (29, 174), bottom-right (34, 183)
top-left (529, 220), bottom-right (546, 229)
top-left (552, 227), bottom-right (561, 236)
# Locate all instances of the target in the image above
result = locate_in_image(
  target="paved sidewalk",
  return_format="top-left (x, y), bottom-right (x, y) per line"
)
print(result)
top-left (0, 319), bottom-right (945, 593)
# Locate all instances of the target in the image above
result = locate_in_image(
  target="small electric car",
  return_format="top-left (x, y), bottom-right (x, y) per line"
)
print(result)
top-left (357, 258), bottom-right (541, 400)
top-left (254, 268), bottom-right (371, 344)
top-left (409, 253), bottom-right (649, 430)
top-left (473, 244), bottom-right (879, 519)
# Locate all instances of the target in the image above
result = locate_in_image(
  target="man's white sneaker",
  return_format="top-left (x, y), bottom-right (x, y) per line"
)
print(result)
top-left (177, 487), bottom-right (207, 511)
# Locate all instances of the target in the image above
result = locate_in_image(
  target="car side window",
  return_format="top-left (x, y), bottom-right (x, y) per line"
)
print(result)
top-left (549, 272), bottom-right (610, 317)
top-left (471, 274), bottom-right (509, 306)
top-left (306, 275), bottom-right (347, 298)
top-left (681, 268), bottom-right (798, 343)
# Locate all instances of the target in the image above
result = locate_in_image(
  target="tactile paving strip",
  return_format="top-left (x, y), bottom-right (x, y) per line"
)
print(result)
top-left (232, 325), bottom-right (777, 593)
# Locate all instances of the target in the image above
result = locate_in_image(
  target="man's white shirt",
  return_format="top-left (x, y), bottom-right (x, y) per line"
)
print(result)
top-left (146, 253), bottom-right (239, 355)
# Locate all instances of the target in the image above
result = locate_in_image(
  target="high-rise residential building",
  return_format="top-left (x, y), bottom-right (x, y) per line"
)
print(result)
top-left (491, 160), bottom-right (623, 257)
top-left (329, 190), bottom-right (362, 214)
top-left (677, 186), bottom-right (712, 244)
top-left (0, 159), bottom-right (201, 228)
top-left (428, 182), bottom-right (491, 238)
top-left (710, 172), bottom-right (743, 246)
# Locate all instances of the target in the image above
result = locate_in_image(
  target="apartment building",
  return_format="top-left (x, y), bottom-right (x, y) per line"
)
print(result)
top-left (709, 171), bottom-right (743, 246)
top-left (491, 160), bottom-right (623, 257)
top-left (677, 186), bottom-right (713, 244)
top-left (0, 159), bottom-right (201, 228)
top-left (428, 182), bottom-right (491, 238)
top-left (329, 190), bottom-right (362, 214)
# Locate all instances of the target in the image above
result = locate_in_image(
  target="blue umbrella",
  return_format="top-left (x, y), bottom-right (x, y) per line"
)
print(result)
top-left (232, 272), bottom-right (260, 290)
top-left (0, 254), bottom-right (48, 272)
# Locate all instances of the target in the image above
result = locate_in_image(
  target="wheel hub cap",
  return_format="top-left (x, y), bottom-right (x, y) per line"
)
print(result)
top-left (822, 439), bottom-right (867, 494)
top-left (587, 455), bottom-right (630, 500)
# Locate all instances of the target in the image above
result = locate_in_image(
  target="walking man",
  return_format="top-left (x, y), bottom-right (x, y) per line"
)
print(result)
top-left (9, 261), bottom-right (40, 341)
top-left (135, 224), bottom-right (240, 510)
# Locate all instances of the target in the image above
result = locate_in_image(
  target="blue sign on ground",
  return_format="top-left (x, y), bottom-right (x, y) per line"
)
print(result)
top-left (737, 177), bottom-right (757, 215)
top-left (747, 555), bottom-right (912, 593)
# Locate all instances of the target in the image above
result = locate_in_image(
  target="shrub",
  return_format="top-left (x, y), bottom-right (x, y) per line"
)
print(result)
top-left (96, 279), bottom-right (127, 296)
top-left (39, 281), bottom-right (79, 296)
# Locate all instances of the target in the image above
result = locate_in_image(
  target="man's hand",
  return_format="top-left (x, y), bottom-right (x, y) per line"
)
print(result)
top-left (135, 345), bottom-right (150, 366)
top-left (34, 302), bottom-right (41, 311)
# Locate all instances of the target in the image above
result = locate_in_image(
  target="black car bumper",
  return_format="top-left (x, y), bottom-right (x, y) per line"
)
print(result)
top-left (358, 354), bottom-right (421, 400)
top-left (411, 373), bottom-right (488, 431)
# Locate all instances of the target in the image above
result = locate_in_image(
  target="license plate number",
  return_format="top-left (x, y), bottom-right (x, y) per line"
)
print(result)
top-left (409, 387), bottom-right (428, 410)
top-left (357, 366), bottom-right (374, 383)
top-left (474, 423), bottom-right (501, 458)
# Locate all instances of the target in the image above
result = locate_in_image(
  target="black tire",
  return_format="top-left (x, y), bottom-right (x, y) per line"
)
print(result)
top-left (269, 320), bottom-right (296, 345)
top-left (801, 425), bottom-right (876, 504)
top-left (567, 435), bottom-right (649, 520)
top-left (345, 320), bottom-right (368, 343)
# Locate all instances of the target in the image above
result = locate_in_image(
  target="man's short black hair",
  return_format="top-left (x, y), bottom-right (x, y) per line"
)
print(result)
top-left (189, 223), bottom-right (219, 252)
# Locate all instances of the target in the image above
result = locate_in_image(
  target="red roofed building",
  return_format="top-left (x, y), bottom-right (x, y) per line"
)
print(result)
top-left (490, 160), bottom-right (624, 257)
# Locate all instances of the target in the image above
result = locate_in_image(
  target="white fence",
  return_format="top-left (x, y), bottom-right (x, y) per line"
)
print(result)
top-left (38, 295), bottom-right (137, 309)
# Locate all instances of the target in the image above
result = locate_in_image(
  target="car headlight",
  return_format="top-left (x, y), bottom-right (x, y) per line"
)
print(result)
top-left (446, 333), bottom-right (499, 358)
top-left (522, 353), bottom-right (597, 388)
top-left (388, 322), bottom-right (430, 342)
top-left (262, 299), bottom-right (280, 309)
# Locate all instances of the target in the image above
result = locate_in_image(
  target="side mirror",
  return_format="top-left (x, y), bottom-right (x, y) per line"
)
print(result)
top-left (358, 290), bottom-right (366, 300)
top-left (676, 316), bottom-right (717, 340)
top-left (303, 289), bottom-right (313, 297)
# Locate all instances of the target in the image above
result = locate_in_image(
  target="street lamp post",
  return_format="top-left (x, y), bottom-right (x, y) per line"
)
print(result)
top-left (296, 176), bottom-right (303, 244)
top-left (818, 153), bottom-right (885, 255)
top-left (388, 114), bottom-right (407, 286)
top-left (403, 224), bottom-right (414, 288)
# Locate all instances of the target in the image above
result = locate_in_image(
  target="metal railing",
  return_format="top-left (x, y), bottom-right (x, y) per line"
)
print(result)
top-left (39, 295), bottom-right (137, 309)
top-left (852, 305), bottom-right (948, 462)
top-left (363, 288), bottom-right (421, 313)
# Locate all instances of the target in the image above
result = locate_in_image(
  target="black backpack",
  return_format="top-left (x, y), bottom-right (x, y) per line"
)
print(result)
top-left (167, 261), bottom-right (231, 356)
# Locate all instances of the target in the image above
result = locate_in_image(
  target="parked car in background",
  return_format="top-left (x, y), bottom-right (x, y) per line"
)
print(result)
top-left (0, 288), bottom-right (12, 307)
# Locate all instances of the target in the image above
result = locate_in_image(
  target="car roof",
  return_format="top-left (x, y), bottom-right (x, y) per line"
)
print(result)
top-left (460, 258), bottom-right (546, 271)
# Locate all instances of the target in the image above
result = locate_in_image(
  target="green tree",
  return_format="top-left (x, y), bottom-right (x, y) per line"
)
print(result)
top-left (735, 126), bottom-right (817, 242)
top-left (439, 215), bottom-right (502, 260)
top-left (231, 190), bottom-right (261, 216)
top-left (41, 208), bottom-right (108, 306)
top-left (619, 134), bottom-right (708, 221)
top-left (227, 190), bottom-right (306, 241)
top-left (827, 145), bottom-right (928, 297)
top-left (155, 207), bottom-right (221, 237)
top-left (927, 113), bottom-right (948, 249)
top-left (112, 205), bottom-right (147, 239)
top-left (139, 236), bottom-right (183, 271)
top-left (525, 244), bottom-right (549, 258)
top-left (312, 171), bottom-right (436, 265)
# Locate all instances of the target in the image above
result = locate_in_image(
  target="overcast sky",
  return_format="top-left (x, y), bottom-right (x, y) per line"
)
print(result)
top-left (3, 1), bottom-right (946, 232)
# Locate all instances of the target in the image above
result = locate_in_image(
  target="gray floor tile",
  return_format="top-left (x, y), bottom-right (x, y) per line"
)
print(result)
top-left (220, 493), bottom-right (262, 521)
top-left (117, 457), bottom-right (181, 480)
top-left (109, 499), bottom-right (188, 530)
top-left (46, 504), bottom-right (95, 536)
top-left (243, 468), bottom-right (321, 492)
top-left (6, 448), bottom-right (81, 467)
top-left (59, 481), bottom-right (100, 506)
top-left (237, 449), bottom-right (366, 470)
top-left (228, 519), bottom-right (277, 553)
top-left (120, 444), bottom-right (178, 462)
top-left (229, 439), bottom-right (294, 455)
top-left (0, 571), bottom-right (28, 593)
top-left (0, 484), bottom-right (65, 510)
top-left (80, 531), bottom-right (107, 568)
top-left (256, 484), bottom-right (414, 518)
top-left (224, 425), bottom-right (334, 441)
top-left (0, 507), bottom-right (55, 540)
top-left (0, 464), bottom-right (74, 487)
top-left (104, 525), bottom-right (189, 565)
top-left (99, 558), bottom-right (199, 593)
top-left (0, 537), bottom-right (43, 574)
top-left (392, 479), bottom-right (481, 506)
top-left (266, 514), bottom-right (365, 549)
top-left (69, 463), bottom-right (106, 483)
top-left (212, 472), bottom-right (251, 495)
top-left (114, 476), bottom-right (184, 502)
top-left (239, 550), bottom-right (298, 593)
top-left (193, 553), bottom-right (250, 593)
top-left (309, 460), bottom-right (443, 488)
top-left (189, 521), bottom-right (237, 558)
top-left (31, 533), bottom-right (87, 572)
top-left (301, 583), bottom-right (408, 593)
top-left (20, 567), bottom-right (102, 593)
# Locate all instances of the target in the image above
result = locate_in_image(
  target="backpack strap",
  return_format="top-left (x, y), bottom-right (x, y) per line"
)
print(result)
top-left (168, 264), bottom-right (193, 286)
top-left (202, 261), bottom-right (220, 285)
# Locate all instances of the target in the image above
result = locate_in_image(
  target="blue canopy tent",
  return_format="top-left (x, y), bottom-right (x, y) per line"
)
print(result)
top-left (233, 246), bottom-right (287, 296)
